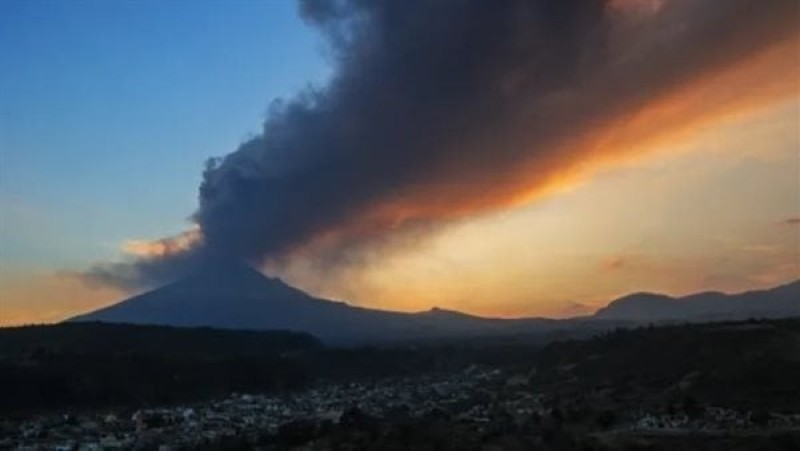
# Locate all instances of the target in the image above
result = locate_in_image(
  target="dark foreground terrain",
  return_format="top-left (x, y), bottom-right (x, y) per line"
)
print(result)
top-left (1, 319), bottom-right (799, 450)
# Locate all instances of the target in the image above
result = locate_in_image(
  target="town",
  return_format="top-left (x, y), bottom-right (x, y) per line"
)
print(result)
top-left (5, 365), bottom-right (800, 450)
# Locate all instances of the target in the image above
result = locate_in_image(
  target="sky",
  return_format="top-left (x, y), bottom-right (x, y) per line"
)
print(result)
top-left (1, 0), bottom-right (798, 325)
top-left (1, 0), bottom-right (330, 269)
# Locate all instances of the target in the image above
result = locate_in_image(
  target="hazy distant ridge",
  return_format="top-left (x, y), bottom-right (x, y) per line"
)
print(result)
top-left (593, 280), bottom-right (800, 321)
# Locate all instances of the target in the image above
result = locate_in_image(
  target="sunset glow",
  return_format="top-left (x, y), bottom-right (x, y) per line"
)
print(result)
top-left (1, 0), bottom-right (798, 325)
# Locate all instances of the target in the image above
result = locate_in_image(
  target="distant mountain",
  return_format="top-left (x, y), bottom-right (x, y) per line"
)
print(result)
top-left (70, 262), bottom-right (799, 343)
top-left (593, 280), bottom-right (800, 321)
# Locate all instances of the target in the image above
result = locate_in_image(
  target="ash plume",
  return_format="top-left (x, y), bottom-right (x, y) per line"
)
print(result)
top-left (89, 0), bottom-right (800, 290)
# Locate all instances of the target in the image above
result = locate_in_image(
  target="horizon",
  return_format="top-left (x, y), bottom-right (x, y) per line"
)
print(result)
top-left (8, 264), bottom-right (800, 328)
top-left (2, 0), bottom-right (799, 326)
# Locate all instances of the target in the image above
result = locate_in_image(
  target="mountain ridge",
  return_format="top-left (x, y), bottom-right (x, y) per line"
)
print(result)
top-left (69, 263), bottom-right (799, 343)
top-left (594, 280), bottom-right (800, 321)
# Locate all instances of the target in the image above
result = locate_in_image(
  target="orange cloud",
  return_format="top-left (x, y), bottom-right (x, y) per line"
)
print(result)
top-left (304, 34), bottom-right (800, 260)
top-left (383, 21), bottom-right (796, 230)
top-left (602, 256), bottom-right (627, 272)
top-left (600, 253), bottom-right (680, 275)
top-left (122, 227), bottom-right (202, 258)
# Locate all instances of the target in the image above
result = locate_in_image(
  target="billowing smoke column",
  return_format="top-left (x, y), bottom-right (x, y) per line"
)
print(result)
top-left (90, 0), bottom-right (799, 290)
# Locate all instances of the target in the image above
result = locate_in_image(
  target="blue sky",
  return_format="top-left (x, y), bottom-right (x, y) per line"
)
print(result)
top-left (1, 0), bottom-right (329, 270)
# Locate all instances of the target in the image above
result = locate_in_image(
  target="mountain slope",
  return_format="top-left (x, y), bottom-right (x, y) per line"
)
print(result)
top-left (593, 280), bottom-right (800, 321)
top-left (69, 262), bottom-right (555, 343)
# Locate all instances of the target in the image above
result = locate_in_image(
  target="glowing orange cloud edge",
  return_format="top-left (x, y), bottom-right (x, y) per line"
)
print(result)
top-left (121, 226), bottom-right (203, 258)
top-left (283, 37), bottom-right (800, 264)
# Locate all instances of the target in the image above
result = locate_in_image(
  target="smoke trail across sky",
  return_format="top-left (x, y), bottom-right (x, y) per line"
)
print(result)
top-left (88, 0), bottom-right (800, 291)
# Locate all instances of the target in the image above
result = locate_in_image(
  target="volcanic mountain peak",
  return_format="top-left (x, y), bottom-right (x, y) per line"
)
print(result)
top-left (164, 260), bottom-right (302, 299)
top-left (70, 261), bottom-right (555, 343)
top-left (69, 260), bottom-right (339, 332)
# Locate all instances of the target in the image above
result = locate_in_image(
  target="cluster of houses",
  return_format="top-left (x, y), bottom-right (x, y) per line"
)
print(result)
top-left (4, 366), bottom-right (799, 449)
top-left (2, 366), bottom-right (515, 449)
top-left (632, 407), bottom-right (800, 433)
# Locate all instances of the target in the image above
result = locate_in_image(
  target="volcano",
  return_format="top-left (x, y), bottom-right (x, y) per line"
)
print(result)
top-left (70, 262), bottom-right (555, 343)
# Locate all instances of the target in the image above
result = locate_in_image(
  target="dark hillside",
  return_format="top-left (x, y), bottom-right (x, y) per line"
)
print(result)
top-left (0, 321), bottom-right (320, 358)
top-left (0, 323), bottom-right (320, 415)
top-left (533, 319), bottom-right (800, 412)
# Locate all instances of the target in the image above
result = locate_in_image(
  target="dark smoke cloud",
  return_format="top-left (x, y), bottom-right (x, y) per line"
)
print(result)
top-left (89, 0), bottom-right (799, 290)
